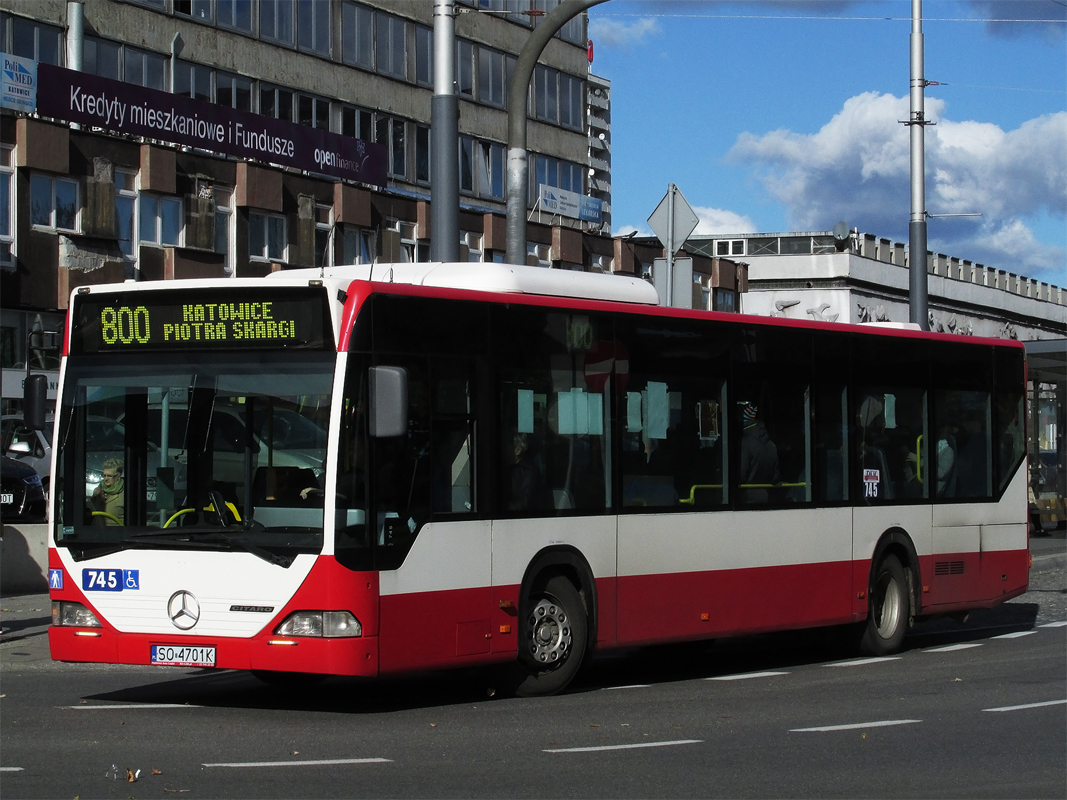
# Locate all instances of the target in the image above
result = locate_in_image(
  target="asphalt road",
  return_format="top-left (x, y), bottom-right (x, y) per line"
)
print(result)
top-left (2, 532), bottom-right (1064, 799)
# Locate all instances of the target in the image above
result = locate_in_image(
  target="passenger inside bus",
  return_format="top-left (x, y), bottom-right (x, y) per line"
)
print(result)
top-left (738, 401), bottom-right (779, 504)
top-left (91, 457), bottom-right (125, 525)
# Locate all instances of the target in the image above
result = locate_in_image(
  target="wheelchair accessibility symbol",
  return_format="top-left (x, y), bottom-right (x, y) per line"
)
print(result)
top-left (124, 570), bottom-right (140, 590)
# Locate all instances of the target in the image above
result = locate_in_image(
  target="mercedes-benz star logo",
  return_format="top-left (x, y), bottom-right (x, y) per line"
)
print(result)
top-left (167, 590), bottom-right (200, 630)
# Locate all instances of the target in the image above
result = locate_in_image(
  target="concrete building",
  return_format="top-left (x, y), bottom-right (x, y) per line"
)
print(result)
top-left (0, 0), bottom-right (639, 414)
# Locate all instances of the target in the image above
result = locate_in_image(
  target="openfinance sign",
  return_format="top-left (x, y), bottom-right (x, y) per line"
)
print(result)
top-left (36, 64), bottom-right (387, 187)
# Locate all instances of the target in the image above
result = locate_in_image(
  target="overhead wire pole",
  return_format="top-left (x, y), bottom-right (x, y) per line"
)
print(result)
top-left (505, 0), bottom-right (608, 266)
top-left (431, 0), bottom-right (459, 262)
top-left (908, 0), bottom-right (930, 330)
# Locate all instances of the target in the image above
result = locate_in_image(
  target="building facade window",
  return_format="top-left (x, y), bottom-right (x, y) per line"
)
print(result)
top-left (0, 146), bottom-right (13, 267)
top-left (214, 186), bottom-right (234, 273)
top-left (298, 0), bottom-right (331, 56)
top-left (138, 195), bottom-right (182, 246)
top-left (415, 25), bottom-right (433, 86)
top-left (216, 0), bottom-right (253, 34)
top-left (342, 226), bottom-right (374, 264)
top-left (460, 137), bottom-right (505, 201)
top-left (415, 124), bottom-right (431, 184)
top-left (315, 204), bottom-right (332, 268)
top-left (174, 1), bottom-right (213, 23)
top-left (456, 39), bottom-right (474, 98)
top-left (115, 169), bottom-right (137, 259)
top-left (532, 65), bottom-right (583, 131)
top-left (375, 115), bottom-right (407, 179)
top-left (8, 15), bottom-right (62, 65)
top-left (249, 211), bottom-right (286, 262)
top-left (531, 154), bottom-right (583, 202)
top-left (477, 46), bottom-right (512, 108)
top-left (124, 45), bottom-right (166, 90)
top-left (216, 71), bottom-right (253, 111)
top-left (340, 2), bottom-right (374, 70)
top-left (298, 92), bottom-right (331, 130)
top-left (84, 37), bottom-right (121, 81)
top-left (260, 84), bottom-right (295, 122)
top-left (461, 231), bottom-right (483, 262)
top-left (174, 59), bottom-right (212, 102)
top-left (260, 0), bottom-right (295, 45)
top-left (30, 175), bottom-right (79, 232)
top-left (376, 11), bottom-right (407, 79)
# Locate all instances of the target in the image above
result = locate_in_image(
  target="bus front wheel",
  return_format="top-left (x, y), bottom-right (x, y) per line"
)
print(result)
top-left (860, 554), bottom-right (909, 656)
top-left (514, 575), bottom-right (588, 697)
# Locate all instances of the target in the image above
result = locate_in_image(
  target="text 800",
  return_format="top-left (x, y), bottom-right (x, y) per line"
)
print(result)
top-left (101, 306), bottom-right (150, 345)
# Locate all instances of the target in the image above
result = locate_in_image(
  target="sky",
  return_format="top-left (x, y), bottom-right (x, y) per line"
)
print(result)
top-left (586, 0), bottom-right (1067, 287)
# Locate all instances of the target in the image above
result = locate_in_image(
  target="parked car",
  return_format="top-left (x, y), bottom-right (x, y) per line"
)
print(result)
top-left (1, 456), bottom-right (46, 523)
top-left (1, 415), bottom-right (52, 497)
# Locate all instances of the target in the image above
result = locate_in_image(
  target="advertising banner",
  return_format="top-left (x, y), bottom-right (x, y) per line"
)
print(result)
top-left (1, 54), bottom-right (37, 113)
top-left (538, 184), bottom-right (602, 224)
top-left (35, 63), bottom-right (387, 187)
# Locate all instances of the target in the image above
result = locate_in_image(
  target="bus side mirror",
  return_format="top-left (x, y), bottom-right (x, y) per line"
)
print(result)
top-left (369, 366), bottom-right (408, 438)
top-left (24, 374), bottom-right (49, 431)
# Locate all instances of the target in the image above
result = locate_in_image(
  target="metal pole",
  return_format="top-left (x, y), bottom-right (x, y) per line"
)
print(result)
top-left (170, 32), bottom-right (184, 93)
top-left (506, 0), bottom-right (608, 266)
top-left (908, 0), bottom-right (929, 330)
top-left (431, 0), bottom-right (459, 262)
top-left (666, 183), bottom-right (676, 306)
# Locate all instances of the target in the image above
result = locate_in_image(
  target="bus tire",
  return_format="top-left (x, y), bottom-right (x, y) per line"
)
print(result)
top-left (860, 554), bottom-right (909, 656)
top-left (514, 575), bottom-right (588, 697)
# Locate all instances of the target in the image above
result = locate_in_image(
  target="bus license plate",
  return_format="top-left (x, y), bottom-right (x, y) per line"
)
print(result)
top-left (150, 645), bottom-right (216, 668)
top-left (1, 493), bottom-right (13, 505)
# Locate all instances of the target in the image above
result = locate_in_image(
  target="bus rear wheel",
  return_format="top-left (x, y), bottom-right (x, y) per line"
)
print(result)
top-left (514, 575), bottom-right (588, 697)
top-left (860, 554), bottom-right (909, 656)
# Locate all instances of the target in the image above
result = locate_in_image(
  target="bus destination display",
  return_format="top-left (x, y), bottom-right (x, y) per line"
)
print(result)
top-left (71, 288), bottom-right (331, 353)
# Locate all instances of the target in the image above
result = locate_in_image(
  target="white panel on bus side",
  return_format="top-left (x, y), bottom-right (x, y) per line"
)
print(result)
top-left (377, 520), bottom-right (492, 597)
top-left (932, 525), bottom-right (980, 556)
top-left (490, 516), bottom-right (617, 588)
top-left (980, 523), bottom-right (1027, 553)
top-left (852, 505), bottom-right (933, 563)
top-left (616, 507), bottom-right (853, 578)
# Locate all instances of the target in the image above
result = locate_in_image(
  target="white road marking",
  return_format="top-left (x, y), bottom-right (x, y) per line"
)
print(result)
top-left (544, 739), bottom-right (703, 754)
top-left (1039, 621), bottom-right (1067, 628)
top-left (0, 767), bottom-right (24, 772)
top-left (204, 758), bottom-right (392, 768)
top-left (63, 703), bottom-right (199, 710)
top-left (922, 643), bottom-right (983, 653)
top-left (825, 657), bottom-right (902, 668)
top-left (983, 699), bottom-right (1067, 713)
top-left (991, 631), bottom-right (1036, 640)
top-left (602, 684), bottom-right (652, 690)
top-left (790, 719), bottom-right (921, 733)
top-left (707, 671), bottom-right (790, 681)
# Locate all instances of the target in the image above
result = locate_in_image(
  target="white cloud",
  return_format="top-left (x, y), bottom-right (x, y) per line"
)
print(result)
top-left (728, 92), bottom-right (1067, 283)
top-left (588, 17), bottom-right (661, 48)
top-left (691, 205), bottom-right (758, 235)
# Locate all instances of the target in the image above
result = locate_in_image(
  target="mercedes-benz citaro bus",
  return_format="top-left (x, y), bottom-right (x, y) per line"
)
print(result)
top-left (46, 263), bottom-right (1030, 695)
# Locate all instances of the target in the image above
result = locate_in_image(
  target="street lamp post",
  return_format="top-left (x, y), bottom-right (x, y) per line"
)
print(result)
top-left (505, 0), bottom-right (608, 266)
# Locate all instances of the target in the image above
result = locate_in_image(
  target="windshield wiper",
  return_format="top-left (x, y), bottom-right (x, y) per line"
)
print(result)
top-left (127, 529), bottom-right (293, 567)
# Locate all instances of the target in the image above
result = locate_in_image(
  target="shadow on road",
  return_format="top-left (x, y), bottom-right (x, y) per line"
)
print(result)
top-left (77, 598), bottom-right (1044, 714)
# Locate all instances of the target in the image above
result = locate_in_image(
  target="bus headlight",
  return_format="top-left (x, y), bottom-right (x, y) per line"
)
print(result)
top-left (274, 611), bottom-right (362, 638)
top-left (52, 601), bottom-right (102, 628)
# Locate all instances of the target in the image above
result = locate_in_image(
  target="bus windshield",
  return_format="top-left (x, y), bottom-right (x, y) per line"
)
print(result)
top-left (53, 351), bottom-right (334, 565)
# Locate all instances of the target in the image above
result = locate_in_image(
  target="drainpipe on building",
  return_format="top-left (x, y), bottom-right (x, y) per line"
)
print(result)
top-left (170, 32), bottom-right (184, 95)
top-left (430, 0), bottom-right (459, 263)
top-left (66, 2), bottom-right (83, 129)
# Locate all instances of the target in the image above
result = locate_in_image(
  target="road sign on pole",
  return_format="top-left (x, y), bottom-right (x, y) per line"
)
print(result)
top-left (648, 185), bottom-right (698, 306)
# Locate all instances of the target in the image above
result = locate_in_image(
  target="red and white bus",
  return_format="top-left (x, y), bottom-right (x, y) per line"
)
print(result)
top-left (47, 263), bottom-right (1029, 695)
